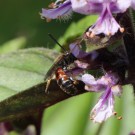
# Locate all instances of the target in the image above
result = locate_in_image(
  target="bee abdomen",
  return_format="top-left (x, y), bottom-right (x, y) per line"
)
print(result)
top-left (56, 68), bottom-right (78, 95)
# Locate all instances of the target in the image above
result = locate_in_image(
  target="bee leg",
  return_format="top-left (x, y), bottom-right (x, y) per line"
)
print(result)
top-left (45, 79), bottom-right (51, 93)
top-left (73, 80), bottom-right (79, 85)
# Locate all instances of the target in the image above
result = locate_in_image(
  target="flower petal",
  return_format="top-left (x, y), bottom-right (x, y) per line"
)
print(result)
top-left (97, 72), bottom-right (119, 86)
top-left (82, 2), bottom-right (126, 37)
top-left (115, 0), bottom-right (131, 12)
top-left (82, 74), bottom-right (105, 92)
top-left (88, 4), bottom-right (124, 36)
top-left (69, 43), bottom-right (90, 58)
top-left (111, 85), bottom-right (123, 97)
top-left (66, 67), bottom-right (84, 77)
top-left (41, 0), bottom-right (72, 20)
top-left (82, 74), bottom-right (96, 85)
top-left (71, 0), bottom-right (103, 14)
top-left (90, 87), bottom-right (114, 123)
top-left (75, 60), bottom-right (89, 69)
top-left (131, 0), bottom-right (135, 9)
top-left (69, 42), bottom-right (99, 60)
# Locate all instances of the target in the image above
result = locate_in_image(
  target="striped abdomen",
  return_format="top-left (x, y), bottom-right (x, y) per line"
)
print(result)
top-left (55, 68), bottom-right (78, 95)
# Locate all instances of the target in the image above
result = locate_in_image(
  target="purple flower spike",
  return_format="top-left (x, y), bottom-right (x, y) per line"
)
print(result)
top-left (41, 0), bottom-right (72, 21)
top-left (82, 72), bottom-right (123, 123)
top-left (71, 0), bottom-right (131, 36)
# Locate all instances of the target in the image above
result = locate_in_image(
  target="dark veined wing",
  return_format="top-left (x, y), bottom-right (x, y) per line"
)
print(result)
top-left (44, 54), bottom-right (65, 81)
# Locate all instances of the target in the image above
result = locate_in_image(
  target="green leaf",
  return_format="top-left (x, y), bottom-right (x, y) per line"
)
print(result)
top-left (54, 15), bottom-right (97, 51)
top-left (0, 48), bottom-right (58, 101)
top-left (41, 93), bottom-right (97, 135)
top-left (0, 37), bottom-right (27, 54)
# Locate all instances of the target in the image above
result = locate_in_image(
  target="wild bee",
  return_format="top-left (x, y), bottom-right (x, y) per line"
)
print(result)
top-left (44, 34), bottom-right (79, 95)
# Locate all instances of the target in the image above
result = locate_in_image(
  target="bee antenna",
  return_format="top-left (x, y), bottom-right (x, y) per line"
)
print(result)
top-left (48, 33), bottom-right (67, 53)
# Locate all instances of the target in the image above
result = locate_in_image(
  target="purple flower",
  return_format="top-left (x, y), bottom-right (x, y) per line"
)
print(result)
top-left (84, 0), bottom-right (127, 37)
top-left (76, 0), bottom-right (134, 36)
top-left (69, 42), bottom-right (98, 59)
top-left (82, 72), bottom-right (122, 123)
top-left (41, 0), bottom-right (134, 36)
top-left (69, 42), bottom-right (101, 69)
top-left (40, 0), bottom-right (72, 21)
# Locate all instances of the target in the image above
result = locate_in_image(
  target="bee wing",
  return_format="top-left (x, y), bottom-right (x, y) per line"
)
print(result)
top-left (44, 54), bottom-right (65, 81)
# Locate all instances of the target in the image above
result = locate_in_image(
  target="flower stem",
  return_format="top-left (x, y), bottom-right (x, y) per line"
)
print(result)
top-left (120, 9), bottom-right (135, 87)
